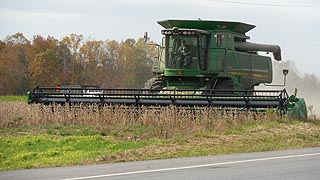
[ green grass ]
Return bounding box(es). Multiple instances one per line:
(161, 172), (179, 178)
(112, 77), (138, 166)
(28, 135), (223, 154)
(0, 134), (153, 171)
(1, 119), (320, 171)
(0, 96), (26, 102)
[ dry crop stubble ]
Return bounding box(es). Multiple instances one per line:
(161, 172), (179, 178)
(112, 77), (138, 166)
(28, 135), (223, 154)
(1, 102), (285, 138)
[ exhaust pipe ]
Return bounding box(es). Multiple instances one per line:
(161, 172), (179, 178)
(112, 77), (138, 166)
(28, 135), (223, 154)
(234, 42), (282, 61)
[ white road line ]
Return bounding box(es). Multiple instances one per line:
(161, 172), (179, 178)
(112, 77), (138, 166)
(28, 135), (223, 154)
(59, 152), (320, 180)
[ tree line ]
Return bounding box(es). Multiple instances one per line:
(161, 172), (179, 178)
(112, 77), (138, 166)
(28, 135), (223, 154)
(0, 33), (157, 95)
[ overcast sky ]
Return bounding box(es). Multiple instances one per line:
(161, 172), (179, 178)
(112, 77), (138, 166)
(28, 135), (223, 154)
(1, 0), (320, 77)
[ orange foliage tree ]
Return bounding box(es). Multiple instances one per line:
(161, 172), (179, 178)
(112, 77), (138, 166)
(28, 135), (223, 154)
(0, 33), (156, 95)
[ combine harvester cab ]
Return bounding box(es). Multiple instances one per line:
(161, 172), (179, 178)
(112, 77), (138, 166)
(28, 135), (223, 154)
(27, 19), (307, 119)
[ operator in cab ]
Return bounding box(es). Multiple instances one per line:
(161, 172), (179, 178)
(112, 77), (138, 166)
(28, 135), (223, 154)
(177, 39), (192, 68)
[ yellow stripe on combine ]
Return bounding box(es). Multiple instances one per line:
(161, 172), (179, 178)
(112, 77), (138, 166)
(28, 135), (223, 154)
(228, 71), (270, 79)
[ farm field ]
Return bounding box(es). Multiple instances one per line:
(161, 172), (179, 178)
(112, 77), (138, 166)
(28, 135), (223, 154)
(0, 99), (320, 171)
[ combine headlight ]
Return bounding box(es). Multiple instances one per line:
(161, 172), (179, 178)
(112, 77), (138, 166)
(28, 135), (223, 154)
(162, 30), (173, 35)
(162, 30), (198, 35)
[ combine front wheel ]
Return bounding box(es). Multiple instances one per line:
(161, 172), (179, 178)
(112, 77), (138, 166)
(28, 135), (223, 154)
(143, 78), (164, 90)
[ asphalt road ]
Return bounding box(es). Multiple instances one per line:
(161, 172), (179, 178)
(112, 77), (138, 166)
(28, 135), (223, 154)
(1, 147), (320, 180)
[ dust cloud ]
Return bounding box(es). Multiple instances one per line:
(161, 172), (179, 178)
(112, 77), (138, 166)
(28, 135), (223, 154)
(257, 60), (320, 117)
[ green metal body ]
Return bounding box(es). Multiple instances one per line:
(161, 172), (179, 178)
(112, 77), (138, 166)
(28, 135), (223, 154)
(149, 19), (307, 119)
(153, 19), (280, 91)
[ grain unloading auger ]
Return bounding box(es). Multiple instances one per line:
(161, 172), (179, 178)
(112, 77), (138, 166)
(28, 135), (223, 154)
(27, 19), (308, 119)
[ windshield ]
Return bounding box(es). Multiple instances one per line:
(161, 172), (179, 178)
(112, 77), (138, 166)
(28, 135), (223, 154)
(165, 34), (208, 70)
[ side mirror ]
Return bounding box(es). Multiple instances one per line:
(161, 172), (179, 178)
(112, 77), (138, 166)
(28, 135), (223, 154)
(264, 68), (289, 87)
(143, 32), (149, 42)
(283, 69), (289, 76)
(282, 69), (289, 86)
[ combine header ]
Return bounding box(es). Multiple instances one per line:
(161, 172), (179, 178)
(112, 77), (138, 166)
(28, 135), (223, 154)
(27, 19), (307, 119)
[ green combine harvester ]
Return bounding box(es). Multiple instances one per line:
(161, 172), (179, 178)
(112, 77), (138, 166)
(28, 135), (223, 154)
(27, 19), (307, 119)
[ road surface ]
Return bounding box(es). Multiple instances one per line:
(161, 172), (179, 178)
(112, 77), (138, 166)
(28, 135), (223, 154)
(1, 147), (320, 180)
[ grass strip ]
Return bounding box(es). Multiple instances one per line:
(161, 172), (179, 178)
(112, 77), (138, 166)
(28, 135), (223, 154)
(0, 135), (153, 171)
(0, 96), (26, 102)
(1, 120), (320, 171)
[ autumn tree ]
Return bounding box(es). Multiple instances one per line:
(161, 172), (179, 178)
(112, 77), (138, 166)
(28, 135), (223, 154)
(0, 33), (157, 94)
(29, 50), (62, 86)
(119, 38), (137, 87)
(116, 38), (155, 88)
(78, 40), (107, 86)
(134, 38), (157, 87)
(29, 36), (63, 87)
(0, 33), (31, 95)
(104, 40), (122, 87)
(61, 34), (84, 85)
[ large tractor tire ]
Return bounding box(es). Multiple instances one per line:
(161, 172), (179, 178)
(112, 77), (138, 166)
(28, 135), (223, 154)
(143, 78), (164, 90)
(213, 78), (233, 94)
